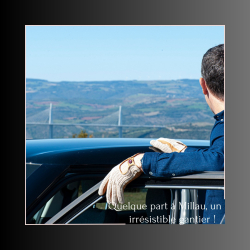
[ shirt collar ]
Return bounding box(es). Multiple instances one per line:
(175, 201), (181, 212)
(214, 110), (224, 121)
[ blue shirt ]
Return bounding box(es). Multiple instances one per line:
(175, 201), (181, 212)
(142, 110), (225, 224)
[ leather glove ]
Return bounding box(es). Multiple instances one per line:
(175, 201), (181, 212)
(98, 153), (143, 205)
(150, 138), (187, 153)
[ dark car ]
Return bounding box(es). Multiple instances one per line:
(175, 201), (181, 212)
(26, 138), (224, 224)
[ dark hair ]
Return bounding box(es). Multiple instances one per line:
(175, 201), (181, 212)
(201, 44), (224, 100)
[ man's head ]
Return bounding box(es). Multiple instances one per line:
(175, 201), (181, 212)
(201, 44), (224, 100)
(200, 44), (224, 114)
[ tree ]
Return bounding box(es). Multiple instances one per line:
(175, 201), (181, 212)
(72, 130), (93, 138)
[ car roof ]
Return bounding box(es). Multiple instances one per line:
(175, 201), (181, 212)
(26, 138), (209, 165)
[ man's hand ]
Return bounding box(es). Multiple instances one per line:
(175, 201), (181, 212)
(98, 153), (144, 205)
(150, 138), (187, 153)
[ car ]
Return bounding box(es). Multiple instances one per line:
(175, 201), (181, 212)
(26, 138), (224, 224)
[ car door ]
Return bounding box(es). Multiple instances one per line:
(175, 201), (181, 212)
(41, 171), (224, 224)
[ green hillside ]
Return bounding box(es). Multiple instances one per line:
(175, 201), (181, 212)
(26, 78), (214, 139)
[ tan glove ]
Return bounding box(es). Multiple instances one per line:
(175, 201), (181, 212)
(98, 153), (144, 205)
(150, 138), (187, 153)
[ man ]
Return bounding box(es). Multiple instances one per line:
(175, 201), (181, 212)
(98, 44), (225, 224)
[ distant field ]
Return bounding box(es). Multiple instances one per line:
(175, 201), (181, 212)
(26, 78), (214, 140)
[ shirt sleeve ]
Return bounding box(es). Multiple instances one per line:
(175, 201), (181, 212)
(142, 136), (224, 177)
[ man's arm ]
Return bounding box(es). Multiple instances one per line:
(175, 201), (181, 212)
(142, 136), (224, 177)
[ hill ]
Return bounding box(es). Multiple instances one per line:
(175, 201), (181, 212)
(26, 78), (214, 139)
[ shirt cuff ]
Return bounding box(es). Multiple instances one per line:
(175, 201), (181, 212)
(141, 152), (159, 176)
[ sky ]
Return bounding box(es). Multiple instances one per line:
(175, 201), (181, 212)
(26, 26), (224, 82)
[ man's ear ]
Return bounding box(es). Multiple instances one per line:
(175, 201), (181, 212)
(199, 77), (208, 95)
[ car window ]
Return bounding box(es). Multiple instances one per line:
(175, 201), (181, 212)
(29, 172), (223, 224)
(69, 187), (147, 224)
(68, 187), (207, 224)
(28, 178), (99, 224)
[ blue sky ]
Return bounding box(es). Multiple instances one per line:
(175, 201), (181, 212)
(26, 26), (224, 82)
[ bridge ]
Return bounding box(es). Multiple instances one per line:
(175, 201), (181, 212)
(26, 103), (170, 138)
